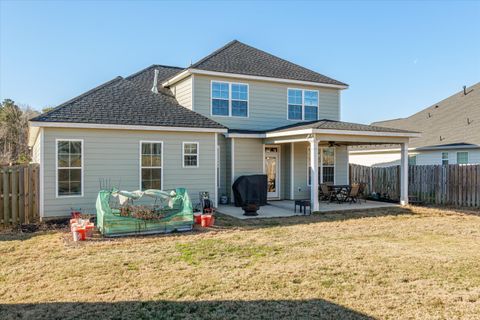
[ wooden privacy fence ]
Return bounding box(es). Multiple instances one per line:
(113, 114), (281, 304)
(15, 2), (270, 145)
(350, 164), (480, 207)
(0, 164), (40, 227)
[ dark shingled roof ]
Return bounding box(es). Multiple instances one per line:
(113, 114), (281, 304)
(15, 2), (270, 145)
(30, 76), (225, 129)
(190, 40), (348, 87)
(268, 119), (418, 134)
(126, 64), (184, 96)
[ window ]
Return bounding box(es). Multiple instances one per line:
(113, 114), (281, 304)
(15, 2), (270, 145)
(183, 142), (199, 168)
(288, 89), (303, 120)
(322, 148), (335, 184)
(56, 139), (83, 197)
(307, 146), (335, 185)
(288, 89), (319, 120)
(442, 152), (449, 165)
(408, 155), (417, 166)
(140, 141), (162, 190)
(211, 81), (248, 117)
(457, 152), (468, 165)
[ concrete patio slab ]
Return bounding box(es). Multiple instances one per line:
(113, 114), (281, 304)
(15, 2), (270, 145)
(217, 200), (399, 219)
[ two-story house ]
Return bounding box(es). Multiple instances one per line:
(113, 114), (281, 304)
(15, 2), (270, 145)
(29, 40), (419, 219)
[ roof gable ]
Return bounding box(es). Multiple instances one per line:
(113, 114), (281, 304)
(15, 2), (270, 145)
(189, 40), (347, 86)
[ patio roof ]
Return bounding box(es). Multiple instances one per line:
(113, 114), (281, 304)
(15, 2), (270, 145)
(226, 119), (420, 139)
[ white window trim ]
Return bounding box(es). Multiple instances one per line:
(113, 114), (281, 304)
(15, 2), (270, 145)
(307, 146), (335, 186)
(55, 138), (84, 198)
(182, 141), (200, 168)
(139, 141), (164, 190)
(456, 151), (469, 165)
(210, 80), (249, 118)
(287, 88), (319, 121)
(441, 152), (449, 165)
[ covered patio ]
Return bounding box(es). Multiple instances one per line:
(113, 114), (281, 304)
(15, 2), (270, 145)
(218, 200), (399, 219)
(225, 119), (420, 212)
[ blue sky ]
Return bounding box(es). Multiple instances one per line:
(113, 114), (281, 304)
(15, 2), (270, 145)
(1, 0), (479, 124)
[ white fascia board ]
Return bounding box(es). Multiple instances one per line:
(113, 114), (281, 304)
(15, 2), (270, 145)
(265, 129), (314, 138)
(314, 129), (421, 138)
(224, 133), (266, 138)
(29, 121), (228, 133)
(163, 68), (349, 90)
(162, 69), (191, 87)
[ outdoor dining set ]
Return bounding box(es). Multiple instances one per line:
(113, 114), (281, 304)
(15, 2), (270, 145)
(294, 183), (366, 215)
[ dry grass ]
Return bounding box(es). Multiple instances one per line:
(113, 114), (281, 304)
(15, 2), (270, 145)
(1, 206), (480, 319)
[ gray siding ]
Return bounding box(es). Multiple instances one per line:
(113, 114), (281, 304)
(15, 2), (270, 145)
(281, 144), (291, 199)
(335, 146), (349, 184)
(42, 128), (216, 218)
(233, 138), (264, 180)
(194, 75), (340, 131)
(171, 76), (192, 109)
(293, 142), (310, 199)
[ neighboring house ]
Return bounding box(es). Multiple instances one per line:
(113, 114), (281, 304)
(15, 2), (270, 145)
(29, 40), (419, 218)
(349, 82), (480, 167)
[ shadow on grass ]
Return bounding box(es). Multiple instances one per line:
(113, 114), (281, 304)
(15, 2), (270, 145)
(214, 206), (416, 230)
(0, 299), (375, 320)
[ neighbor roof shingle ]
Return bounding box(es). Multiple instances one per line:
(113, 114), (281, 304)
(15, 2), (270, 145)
(30, 76), (225, 129)
(189, 40), (348, 86)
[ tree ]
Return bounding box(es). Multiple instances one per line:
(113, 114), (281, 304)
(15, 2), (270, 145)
(0, 99), (40, 165)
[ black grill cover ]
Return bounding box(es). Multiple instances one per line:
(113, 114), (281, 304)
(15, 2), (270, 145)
(232, 174), (268, 207)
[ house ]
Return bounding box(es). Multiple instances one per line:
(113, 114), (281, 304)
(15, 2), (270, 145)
(28, 40), (419, 219)
(349, 82), (480, 167)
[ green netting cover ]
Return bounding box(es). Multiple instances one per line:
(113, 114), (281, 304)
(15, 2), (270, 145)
(96, 187), (193, 237)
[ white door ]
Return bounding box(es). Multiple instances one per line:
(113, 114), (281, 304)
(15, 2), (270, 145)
(265, 148), (280, 198)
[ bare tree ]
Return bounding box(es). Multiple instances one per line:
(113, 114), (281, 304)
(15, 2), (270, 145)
(0, 99), (40, 165)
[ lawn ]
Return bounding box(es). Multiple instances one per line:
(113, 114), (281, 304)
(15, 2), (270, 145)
(1, 206), (480, 319)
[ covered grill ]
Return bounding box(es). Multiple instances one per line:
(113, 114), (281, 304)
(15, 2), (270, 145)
(232, 174), (268, 209)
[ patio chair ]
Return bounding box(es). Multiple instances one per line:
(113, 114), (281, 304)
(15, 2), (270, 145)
(320, 183), (337, 203)
(344, 183), (360, 204)
(358, 182), (367, 203)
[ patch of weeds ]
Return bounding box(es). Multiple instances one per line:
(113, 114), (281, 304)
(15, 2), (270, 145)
(124, 262), (139, 271)
(175, 239), (281, 266)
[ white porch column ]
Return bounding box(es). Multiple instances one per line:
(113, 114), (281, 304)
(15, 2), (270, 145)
(400, 142), (409, 205)
(310, 138), (319, 211)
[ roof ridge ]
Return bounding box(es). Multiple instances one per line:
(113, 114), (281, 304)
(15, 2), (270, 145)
(31, 76), (124, 121)
(190, 40), (239, 69)
(125, 64), (184, 80)
(233, 41), (344, 84)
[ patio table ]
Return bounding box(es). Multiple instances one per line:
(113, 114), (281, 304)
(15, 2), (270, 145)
(328, 185), (351, 203)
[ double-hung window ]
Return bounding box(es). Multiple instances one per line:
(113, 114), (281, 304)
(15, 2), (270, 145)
(288, 89), (319, 120)
(183, 142), (199, 168)
(57, 139), (83, 197)
(441, 152), (449, 165)
(211, 81), (248, 117)
(307, 146), (335, 185)
(457, 152), (468, 165)
(140, 141), (162, 190)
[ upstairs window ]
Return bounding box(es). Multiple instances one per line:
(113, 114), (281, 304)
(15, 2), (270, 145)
(57, 139), (83, 197)
(457, 152), (468, 165)
(441, 152), (449, 166)
(288, 89), (319, 120)
(140, 141), (162, 190)
(211, 81), (248, 117)
(183, 142), (199, 167)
